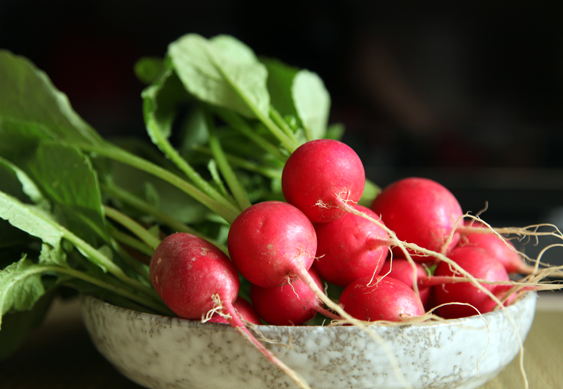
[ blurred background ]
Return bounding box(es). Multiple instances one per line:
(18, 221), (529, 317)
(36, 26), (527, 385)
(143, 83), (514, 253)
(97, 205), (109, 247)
(2, 0), (563, 264)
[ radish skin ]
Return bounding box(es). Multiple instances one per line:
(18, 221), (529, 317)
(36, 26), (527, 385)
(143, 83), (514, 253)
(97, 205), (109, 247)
(457, 223), (536, 274)
(431, 246), (512, 319)
(149, 233), (239, 318)
(282, 139), (365, 223)
(371, 177), (463, 263)
(380, 259), (431, 309)
(228, 201), (317, 288)
(339, 276), (425, 322)
(250, 268), (328, 325)
(313, 205), (389, 287)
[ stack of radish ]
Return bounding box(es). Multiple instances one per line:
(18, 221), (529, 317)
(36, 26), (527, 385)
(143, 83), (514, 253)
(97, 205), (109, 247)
(148, 138), (535, 389)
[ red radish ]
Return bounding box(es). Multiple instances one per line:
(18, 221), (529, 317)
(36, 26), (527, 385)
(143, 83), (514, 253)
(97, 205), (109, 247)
(313, 205), (389, 287)
(250, 268), (327, 325)
(339, 276), (425, 322)
(457, 223), (535, 274)
(150, 232), (239, 319)
(150, 232), (312, 389)
(227, 200), (372, 331)
(380, 259), (431, 309)
(371, 177), (463, 263)
(282, 139), (365, 223)
(208, 298), (262, 325)
(227, 201), (317, 288)
(429, 246), (514, 319)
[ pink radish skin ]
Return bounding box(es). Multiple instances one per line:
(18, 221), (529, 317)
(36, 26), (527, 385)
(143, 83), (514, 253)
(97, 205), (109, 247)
(227, 201), (317, 288)
(150, 233), (312, 389)
(380, 259), (431, 309)
(430, 246), (514, 319)
(313, 205), (389, 287)
(209, 298), (262, 325)
(457, 225), (534, 274)
(339, 276), (425, 322)
(150, 232), (239, 319)
(371, 177), (463, 263)
(228, 200), (354, 330)
(250, 268), (325, 325)
(282, 139), (365, 223)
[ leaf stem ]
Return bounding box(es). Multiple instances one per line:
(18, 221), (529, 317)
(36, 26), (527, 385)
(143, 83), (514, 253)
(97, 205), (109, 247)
(194, 146), (282, 180)
(46, 266), (168, 314)
(269, 107), (300, 145)
(256, 113), (298, 153)
(215, 110), (288, 162)
(103, 205), (161, 251)
(146, 118), (237, 210)
(209, 59), (298, 153)
(60, 226), (159, 301)
(79, 142), (240, 224)
(101, 183), (228, 253)
(110, 227), (154, 257)
(206, 114), (252, 210)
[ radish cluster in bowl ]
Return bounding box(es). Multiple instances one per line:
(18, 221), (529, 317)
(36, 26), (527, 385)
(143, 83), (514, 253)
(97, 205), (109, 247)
(81, 291), (536, 389)
(133, 139), (542, 389)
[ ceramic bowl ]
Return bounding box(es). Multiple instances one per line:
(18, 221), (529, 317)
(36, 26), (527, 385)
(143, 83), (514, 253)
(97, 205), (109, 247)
(81, 292), (536, 389)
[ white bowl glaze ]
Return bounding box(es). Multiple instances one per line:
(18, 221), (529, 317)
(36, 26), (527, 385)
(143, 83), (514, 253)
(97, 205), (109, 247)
(81, 292), (536, 389)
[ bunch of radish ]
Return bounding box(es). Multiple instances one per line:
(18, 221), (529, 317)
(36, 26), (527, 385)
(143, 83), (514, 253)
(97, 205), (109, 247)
(148, 138), (543, 389)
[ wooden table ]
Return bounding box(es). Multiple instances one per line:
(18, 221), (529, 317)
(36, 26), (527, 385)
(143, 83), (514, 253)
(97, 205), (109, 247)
(1, 292), (561, 388)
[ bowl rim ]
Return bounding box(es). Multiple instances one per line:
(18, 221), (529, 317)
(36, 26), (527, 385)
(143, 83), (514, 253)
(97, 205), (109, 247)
(81, 290), (537, 333)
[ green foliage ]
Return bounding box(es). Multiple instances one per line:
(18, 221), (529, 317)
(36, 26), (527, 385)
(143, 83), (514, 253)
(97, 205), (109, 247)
(0, 32), (359, 356)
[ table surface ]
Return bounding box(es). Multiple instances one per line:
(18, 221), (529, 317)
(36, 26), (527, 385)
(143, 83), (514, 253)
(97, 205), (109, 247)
(0, 292), (561, 389)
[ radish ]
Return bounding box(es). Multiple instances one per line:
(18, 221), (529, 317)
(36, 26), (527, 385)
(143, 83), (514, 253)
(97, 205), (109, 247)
(281, 139), (365, 223)
(250, 268), (339, 325)
(227, 201), (392, 331)
(150, 232), (312, 389)
(457, 221), (535, 274)
(227, 201), (317, 288)
(380, 259), (431, 309)
(339, 276), (425, 322)
(228, 200), (415, 387)
(313, 204), (389, 287)
(208, 297), (262, 325)
(150, 232), (240, 319)
(371, 177), (463, 263)
(428, 245), (514, 319)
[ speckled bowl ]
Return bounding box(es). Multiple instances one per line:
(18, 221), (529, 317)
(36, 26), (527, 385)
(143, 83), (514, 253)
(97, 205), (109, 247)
(81, 292), (536, 389)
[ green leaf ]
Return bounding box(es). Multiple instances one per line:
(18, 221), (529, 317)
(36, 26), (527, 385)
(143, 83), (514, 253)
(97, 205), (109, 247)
(0, 287), (56, 360)
(23, 141), (108, 246)
(292, 70), (331, 141)
(0, 50), (102, 145)
(0, 191), (64, 251)
(0, 190), (117, 277)
(0, 117), (56, 161)
(0, 257), (49, 320)
(168, 34), (270, 119)
(141, 63), (239, 216)
(325, 122), (345, 141)
(0, 156), (48, 209)
(134, 56), (165, 85)
(358, 179), (381, 207)
(178, 107), (209, 158)
(262, 58), (299, 119)
(142, 65), (188, 141)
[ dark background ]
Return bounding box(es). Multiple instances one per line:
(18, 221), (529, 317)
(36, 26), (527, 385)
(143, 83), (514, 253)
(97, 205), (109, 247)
(2, 0), (563, 263)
